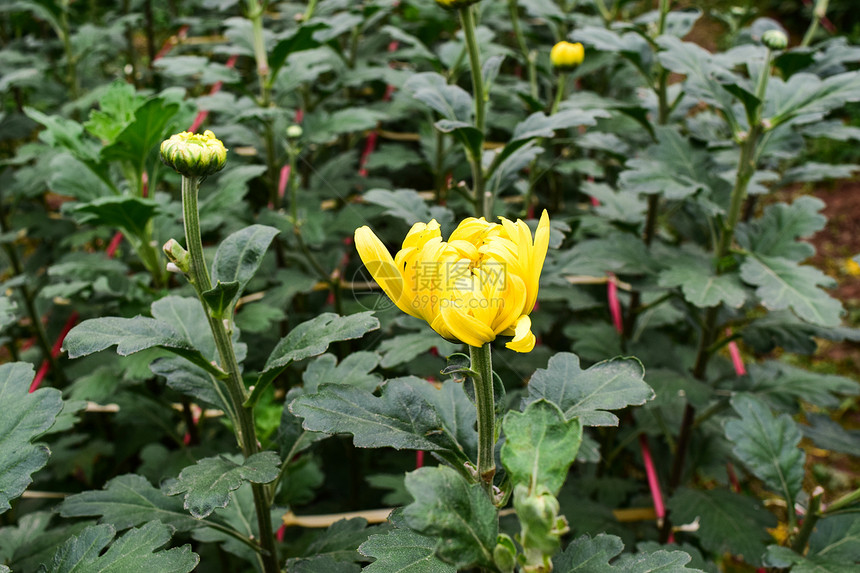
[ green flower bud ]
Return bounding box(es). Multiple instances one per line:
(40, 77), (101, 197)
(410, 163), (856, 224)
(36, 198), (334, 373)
(163, 239), (190, 274)
(762, 29), (788, 51)
(160, 130), (227, 178)
(550, 41), (585, 72)
(493, 534), (517, 573)
(286, 124), (303, 139)
(435, 0), (481, 9)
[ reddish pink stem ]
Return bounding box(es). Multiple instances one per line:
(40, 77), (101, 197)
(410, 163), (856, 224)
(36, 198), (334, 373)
(607, 273), (623, 334)
(726, 329), (746, 376)
(30, 311), (79, 392)
(639, 434), (673, 543)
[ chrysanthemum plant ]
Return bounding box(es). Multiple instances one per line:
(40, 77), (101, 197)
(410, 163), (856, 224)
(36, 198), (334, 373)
(3, 1), (860, 572)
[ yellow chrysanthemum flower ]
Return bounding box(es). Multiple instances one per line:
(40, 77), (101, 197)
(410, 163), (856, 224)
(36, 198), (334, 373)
(355, 211), (550, 352)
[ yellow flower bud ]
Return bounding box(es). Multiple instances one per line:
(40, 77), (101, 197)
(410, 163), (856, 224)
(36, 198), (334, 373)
(160, 130), (227, 178)
(354, 211), (550, 352)
(550, 41), (584, 72)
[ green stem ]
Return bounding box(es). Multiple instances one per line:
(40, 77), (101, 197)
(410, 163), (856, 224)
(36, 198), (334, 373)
(825, 486), (860, 514)
(792, 488), (823, 553)
(551, 73), (567, 115)
(246, 0), (271, 106)
(801, 0), (829, 47)
(469, 344), (496, 493)
(459, 5), (490, 218)
(508, 0), (538, 101)
(304, 0), (319, 21)
(0, 210), (66, 385)
(181, 176), (279, 573)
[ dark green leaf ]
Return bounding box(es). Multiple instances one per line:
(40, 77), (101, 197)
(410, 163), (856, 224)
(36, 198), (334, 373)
(269, 23), (326, 81)
(150, 357), (231, 413)
(265, 312), (380, 372)
(524, 353), (653, 426)
(667, 488), (775, 566)
(72, 196), (161, 241)
(658, 250), (746, 309)
(764, 546), (855, 573)
(736, 197), (827, 261)
(434, 119), (483, 159)
(403, 466), (498, 569)
(359, 526), (457, 573)
(290, 378), (476, 466)
(201, 281), (240, 318)
(251, 312), (379, 407)
(303, 352), (382, 393)
(725, 394), (805, 507)
(802, 414), (860, 457)
(405, 73), (473, 123)
(561, 233), (657, 276)
(162, 452), (280, 519)
(278, 388), (329, 460)
(46, 521), (198, 573)
(619, 127), (712, 200)
(211, 224), (280, 302)
(501, 400), (582, 495)
(377, 332), (460, 369)
(0, 362), (64, 512)
(100, 97), (181, 168)
(740, 255), (842, 327)
(769, 71), (860, 127)
(58, 474), (208, 532)
(363, 189), (433, 227)
(809, 514), (860, 562)
(742, 361), (859, 412)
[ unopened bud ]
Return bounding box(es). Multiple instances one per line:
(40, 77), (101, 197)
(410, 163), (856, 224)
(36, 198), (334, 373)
(160, 130), (227, 178)
(163, 239), (190, 273)
(762, 29), (788, 51)
(493, 534), (517, 573)
(286, 125), (303, 139)
(551, 41), (585, 72)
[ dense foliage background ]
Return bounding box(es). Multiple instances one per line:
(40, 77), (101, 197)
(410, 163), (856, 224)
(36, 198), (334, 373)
(1, 0), (859, 571)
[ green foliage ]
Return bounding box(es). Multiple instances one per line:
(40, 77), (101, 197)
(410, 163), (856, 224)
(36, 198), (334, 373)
(0, 363), (64, 512)
(403, 466), (499, 569)
(162, 452), (281, 519)
(45, 521), (198, 573)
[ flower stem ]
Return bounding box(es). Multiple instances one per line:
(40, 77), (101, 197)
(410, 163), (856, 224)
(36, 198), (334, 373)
(181, 176), (279, 573)
(469, 343), (496, 493)
(459, 5), (490, 218)
(508, 0), (538, 101)
(550, 73), (567, 115)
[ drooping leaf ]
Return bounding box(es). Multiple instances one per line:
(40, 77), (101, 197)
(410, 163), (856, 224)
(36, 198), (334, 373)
(210, 224), (280, 303)
(290, 378), (476, 467)
(501, 400), (583, 495)
(296, 517), (386, 564)
(763, 546), (856, 573)
(667, 488), (775, 566)
(403, 466), (498, 569)
(524, 353), (653, 426)
(724, 394), (805, 508)
(150, 357), (231, 417)
(359, 526), (457, 573)
(303, 352), (382, 393)
(561, 233), (657, 277)
(0, 362), (64, 512)
(46, 521), (198, 573)
(162, 452), (281, 519)
(740, 255), (843, 327)
(768, 71), (860, 127)
(278, 387), (329, 460)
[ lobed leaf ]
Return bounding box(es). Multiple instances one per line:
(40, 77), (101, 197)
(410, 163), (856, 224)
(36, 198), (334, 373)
(0, 362), (64, 512)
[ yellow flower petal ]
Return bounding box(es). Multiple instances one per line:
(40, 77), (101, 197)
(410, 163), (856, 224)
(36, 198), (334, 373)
(505, 315), (536, 353)
(354, 226), (418, 318)
(440, 297), (497, 347)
